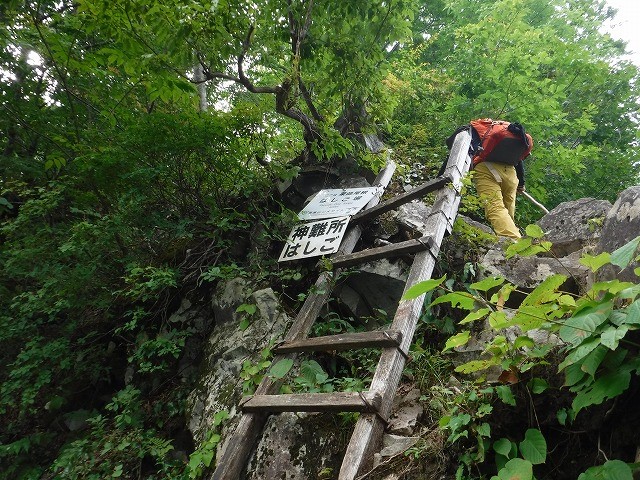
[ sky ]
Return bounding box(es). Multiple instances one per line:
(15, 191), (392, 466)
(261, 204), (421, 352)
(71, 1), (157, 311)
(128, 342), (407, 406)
(604, 0), (640, 66)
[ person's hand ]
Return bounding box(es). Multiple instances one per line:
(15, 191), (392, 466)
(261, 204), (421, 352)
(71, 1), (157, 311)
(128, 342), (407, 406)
(517, 185), (525, 194)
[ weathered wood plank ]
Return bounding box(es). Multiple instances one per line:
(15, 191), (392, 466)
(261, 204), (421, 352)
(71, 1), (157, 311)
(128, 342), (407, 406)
(212, 157), (397, 480)
(273, 330), (402, 354)
(349, 175), (451, 226)
(338, 130), (472, 480)
(240, 391), (382, 413)
(330, 236), (434, 269)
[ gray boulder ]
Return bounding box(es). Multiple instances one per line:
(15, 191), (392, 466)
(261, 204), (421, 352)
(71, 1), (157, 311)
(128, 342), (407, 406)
(387, 388), (423, 436)
(336, 259), (408, 323)
(246, 412), (345, 480)
(480, 243), (591, 294)
(596, 186), (640, 282)
(396, 200), (432, 236)
(537, 197), (612, 257)
(170, 298), (213, 380)
(457, 214), (494, 235)
(188, 281), (350, 479)
(278, 159), (374, 212)
(187, 280), (290, 446)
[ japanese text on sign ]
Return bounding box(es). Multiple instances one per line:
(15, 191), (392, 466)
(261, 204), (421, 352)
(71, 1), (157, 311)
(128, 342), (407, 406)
(297, 187), (380, 220)
(278, 216), (350, 262)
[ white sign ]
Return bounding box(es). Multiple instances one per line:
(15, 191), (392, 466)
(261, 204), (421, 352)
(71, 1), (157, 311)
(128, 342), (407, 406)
(278, 216), (350, 262)
(298, 187), (380, 220)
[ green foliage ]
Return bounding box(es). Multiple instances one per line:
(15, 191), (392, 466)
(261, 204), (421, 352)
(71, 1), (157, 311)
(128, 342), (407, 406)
(50, 387), (182, 479)
(268, 359), (294, 380)
(120, 265), (178, 302)
(240, 348), (273, 395)
(293, 360), (335, 393)
(389, 0), (640, 216)
(236, 303), (257, 331)
(412, 230), (640, 478)
(491, 458), (533, 480)
(518, 428), (547, 465)
(186, 410), (229, 479)
(578, 460), (634, 480)
(312, 312), (357, 337)
(402, 275), (447, 300)
(434, 383), (521, 469)
(1, 337), (72, 417)
(200, 264), (249, 283)
(128, 330), (189, 374)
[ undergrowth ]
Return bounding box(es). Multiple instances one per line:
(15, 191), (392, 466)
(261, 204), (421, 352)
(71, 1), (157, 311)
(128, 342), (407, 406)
(402, 226), (640, 480)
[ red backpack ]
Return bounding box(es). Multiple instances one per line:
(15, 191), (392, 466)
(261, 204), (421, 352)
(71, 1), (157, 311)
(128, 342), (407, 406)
(469, 119), (533, 166)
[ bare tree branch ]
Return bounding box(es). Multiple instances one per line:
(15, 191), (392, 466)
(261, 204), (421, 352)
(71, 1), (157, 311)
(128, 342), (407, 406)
(194, 11), (321, 143)
(298, 78), (324, 122)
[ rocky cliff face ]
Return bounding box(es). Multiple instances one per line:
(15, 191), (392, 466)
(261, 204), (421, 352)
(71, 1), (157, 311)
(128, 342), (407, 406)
(181, 185), (640, 479)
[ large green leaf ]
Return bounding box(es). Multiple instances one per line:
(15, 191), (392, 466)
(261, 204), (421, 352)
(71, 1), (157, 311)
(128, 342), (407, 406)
(563, 362), (588, 388)
(521, 274), (567, 307)
(460, 308), (491, 325)
(577, 460), (633, 480)
(505, 237), (552, 259)
(493, 438), (514, 457)
(610, 236), (640, 269)
(454, 359), (497, 374)
(579, 344), (609, 378)
(443, 331), (471, 352)
(470, 276), (505, 292)
(491, 458), (533, 480)
(299, 360), (328, 385)
(572, 369), (631, 414)
(268, 359), (294, 379)
(519, 429), (546, 465)
(529, 377), (549, 394)
(402, 275), (446, 300)
(495, 385), (516, 406)
(625, 300), (640, 325)
(525, 224), (544, 239)
(619, 284), (640, 300)
(559, 302), (613, 346)
(580, 252), (611, 272)
(558, 337), (601, 371)
(589, 280), (635, 296)
(600, 325), (629, 350)
(488, 311), (510, 329)
(511, 305), (548, 332)
(431, 292), (476, 310)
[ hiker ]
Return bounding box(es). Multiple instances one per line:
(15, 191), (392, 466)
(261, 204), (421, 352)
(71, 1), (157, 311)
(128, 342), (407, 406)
(448, 119), (533, 239)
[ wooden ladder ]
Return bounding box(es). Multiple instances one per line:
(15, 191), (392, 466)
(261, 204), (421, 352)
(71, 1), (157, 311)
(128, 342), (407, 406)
(212, 130), (472, 480)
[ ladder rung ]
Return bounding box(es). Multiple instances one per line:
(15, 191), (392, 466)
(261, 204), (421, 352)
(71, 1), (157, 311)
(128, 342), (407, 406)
(240, 391), (382, 413)
(273, 330), (402, 354)
(349, 175), (451, 225)
(330, 236), (434, 269)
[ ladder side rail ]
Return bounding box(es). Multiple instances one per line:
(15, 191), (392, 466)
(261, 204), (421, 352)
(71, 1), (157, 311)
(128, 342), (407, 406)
(339, 131), (472, 480)
(212, 157), (396, 480)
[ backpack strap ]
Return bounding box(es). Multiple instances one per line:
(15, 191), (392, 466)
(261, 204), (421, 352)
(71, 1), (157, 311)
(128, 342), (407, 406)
(484, 162), (503, 183)
(507, 122), (530, 147)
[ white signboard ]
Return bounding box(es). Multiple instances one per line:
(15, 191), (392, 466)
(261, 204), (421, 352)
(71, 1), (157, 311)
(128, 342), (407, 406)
(278, 216), (350, 262)
(298, 187), (380, 220)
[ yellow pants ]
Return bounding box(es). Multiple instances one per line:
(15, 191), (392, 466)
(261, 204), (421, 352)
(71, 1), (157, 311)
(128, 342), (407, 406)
(473, 162), (521, 239)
